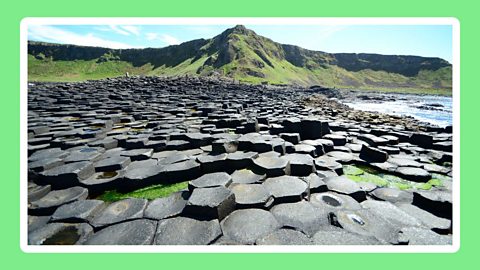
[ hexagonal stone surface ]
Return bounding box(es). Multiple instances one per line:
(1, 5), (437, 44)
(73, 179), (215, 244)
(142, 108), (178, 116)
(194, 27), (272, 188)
(294, 144), (317, 157)
(332, 209), (401, 244)
(63, 147), (104, 163)
(124, 165), (163, 189)
(270, 201), (329, 236)
(252, 156), (290, 177)
(144, 191), (189, 220)
(29, 223), (93, 245)
(399, 227), (452, 245)
(85, 219), (157, 245)
(40, 161), (95, 189)
(395, 167), (431, 182)
(256, 229), (312, 245)
(396, 203), (451, 231)
(315, 156), (343, 174)
(231, 184), (273, 209)
(28, 215), (50, 233)
(154, 217), (221, 245)
(262, 176), (309, 203)
(231, 169), (266, 184)
(94, 156), (131, 172)
(323, 134), (347, 146)
(29, 186), (88, 215)
(184, 186), (235, 220)
(161, 159), (201, 182)
(310, 192), (362, 211)
(388, 157), (423, 167)
(305, 173), (327, 193)
(221, 209), (281, 244)
(51, 199), (105, 222)
(283, 154), (316, 176)
(324, 176), (366, 201)
(370, 188), (414, 204)
(188, 172), (232, 191)
(80, 171), (124, 194)
(326, 151), (354, 164)
(196, 153), (227, 173)
(28, 182), (51, 202)
(359, 145), (389, 163)
(28, 158), (64, 172)
(312, 226), (381, 245)
(226, 151), (258, 170)
(121, 148), (154, 161)
(89, 198), (148, 228)
(29, 147), (68, 162)
(361, 200), (422, 227)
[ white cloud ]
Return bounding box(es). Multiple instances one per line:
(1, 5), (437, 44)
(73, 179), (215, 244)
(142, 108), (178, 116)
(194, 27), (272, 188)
(108, 25), (131, 36)
(145, 33), (180, 45)
(28, 25), (139, 49)
(121, 25), (140, 36)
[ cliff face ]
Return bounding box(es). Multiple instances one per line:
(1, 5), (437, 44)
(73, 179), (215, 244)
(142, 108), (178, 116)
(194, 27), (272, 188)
(28, 25), (452, 90)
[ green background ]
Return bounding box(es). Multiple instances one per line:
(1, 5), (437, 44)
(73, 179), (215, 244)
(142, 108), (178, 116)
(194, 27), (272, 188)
(2, 0), (477, 269)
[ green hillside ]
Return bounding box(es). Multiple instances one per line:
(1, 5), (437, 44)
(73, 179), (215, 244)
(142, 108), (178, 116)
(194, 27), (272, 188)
(28, 25), (452, 95)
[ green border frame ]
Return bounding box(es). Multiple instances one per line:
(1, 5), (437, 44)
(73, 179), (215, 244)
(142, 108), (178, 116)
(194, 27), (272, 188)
(4, 0), (477, 268)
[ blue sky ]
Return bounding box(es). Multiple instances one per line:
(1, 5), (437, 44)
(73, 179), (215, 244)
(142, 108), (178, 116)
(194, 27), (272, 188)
(28, 24), (452, 62)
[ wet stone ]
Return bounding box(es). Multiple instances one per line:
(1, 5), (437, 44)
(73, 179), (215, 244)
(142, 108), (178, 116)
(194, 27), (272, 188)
(29, 187), (89, 216)
(89, 198), (148, 228)
(231, 184), (273, 209)
(154, 217), (221, 245)
(231, 169), (266, 184)
(144, 191), (189, 220)
(262, 176), (309, 203)
(63, 147), (105, 163)
(51, 199), (105, 223)
(220, 209), (281, 245)
(29, 222), (93, 245)
(184, 186), (235, 221)
(188, 172), (232, 190)
(270, 201), (328, 236)
(85, 219), (157, 245)
(256, 229), (312, 245)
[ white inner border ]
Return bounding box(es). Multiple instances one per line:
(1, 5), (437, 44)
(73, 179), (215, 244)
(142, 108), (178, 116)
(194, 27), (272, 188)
(20, 17), (460, 253)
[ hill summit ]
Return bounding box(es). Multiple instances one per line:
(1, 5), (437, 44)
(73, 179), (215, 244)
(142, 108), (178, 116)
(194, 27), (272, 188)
(28, 25), (452, 92)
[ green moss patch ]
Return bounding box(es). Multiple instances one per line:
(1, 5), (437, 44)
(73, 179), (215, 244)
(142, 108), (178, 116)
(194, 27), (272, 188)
(97, 181), (188, 202)
(343, 165), (444, 190)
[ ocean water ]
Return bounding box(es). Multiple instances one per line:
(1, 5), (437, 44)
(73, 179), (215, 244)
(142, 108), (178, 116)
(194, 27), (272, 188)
(344, 94), (453, 127)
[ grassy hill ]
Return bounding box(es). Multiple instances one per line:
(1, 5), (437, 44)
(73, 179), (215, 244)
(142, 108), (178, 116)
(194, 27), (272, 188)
(28, 25), (452, 95)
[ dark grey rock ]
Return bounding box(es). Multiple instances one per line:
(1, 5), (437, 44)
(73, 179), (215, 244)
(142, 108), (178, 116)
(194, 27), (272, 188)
(312, 226), (381, 245)
(154, 217), (221, 245)
(28, 182), (51, 202)
(184, 186), (235, 220)
(396, 203), (451, 232)
(144, 191), (189, 220)
(370, 188), (414, 204)
(324, 176), (366, 201)
(188, 172), (232, 190)
(359, 145), (389, 163)
(252, 156), (290, 177)
(262, 175), (309, 203)
(399, 227), (452, 245)
(29, 222), (93, 245)
(231, 184), (273, 209)
(90, 198), (148, 228)
(28, 215), (51, 233)
(361, 200), (422, 227)
(85, 219), (157, 245)
(94, 156), (131, 172)
(270, 201), (328, 236)
(40, 161), (94, 189)
(51, 199), (105, 222)
(283, 154), (316, 176)
(256, 229), (313, 245)
(29, 187), (89, 215)
(395, 167), (431, 182)
(231, 169), (266, 184)
(220, 209), (281, 244)
(310, 191), (362, 211)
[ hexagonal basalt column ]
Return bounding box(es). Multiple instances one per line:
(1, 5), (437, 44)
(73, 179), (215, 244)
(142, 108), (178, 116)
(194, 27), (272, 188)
(85, 219), (157, 245)
(188, 172), (232, 191)
(230, 184), (273, 209)
(29, 186), (89, 215)
(89, 198), (148, 229)
(262, 175), (309, 204)
(40, 161), (95, 189)
(154, 217), (221, 245)
(183, 186), (235, 221)
(283, 154), (316, 176)
(252, 156), (290, 177)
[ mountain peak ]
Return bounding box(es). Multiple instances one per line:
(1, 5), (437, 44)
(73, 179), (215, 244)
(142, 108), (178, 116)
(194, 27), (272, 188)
(227, 24), (250, 35)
